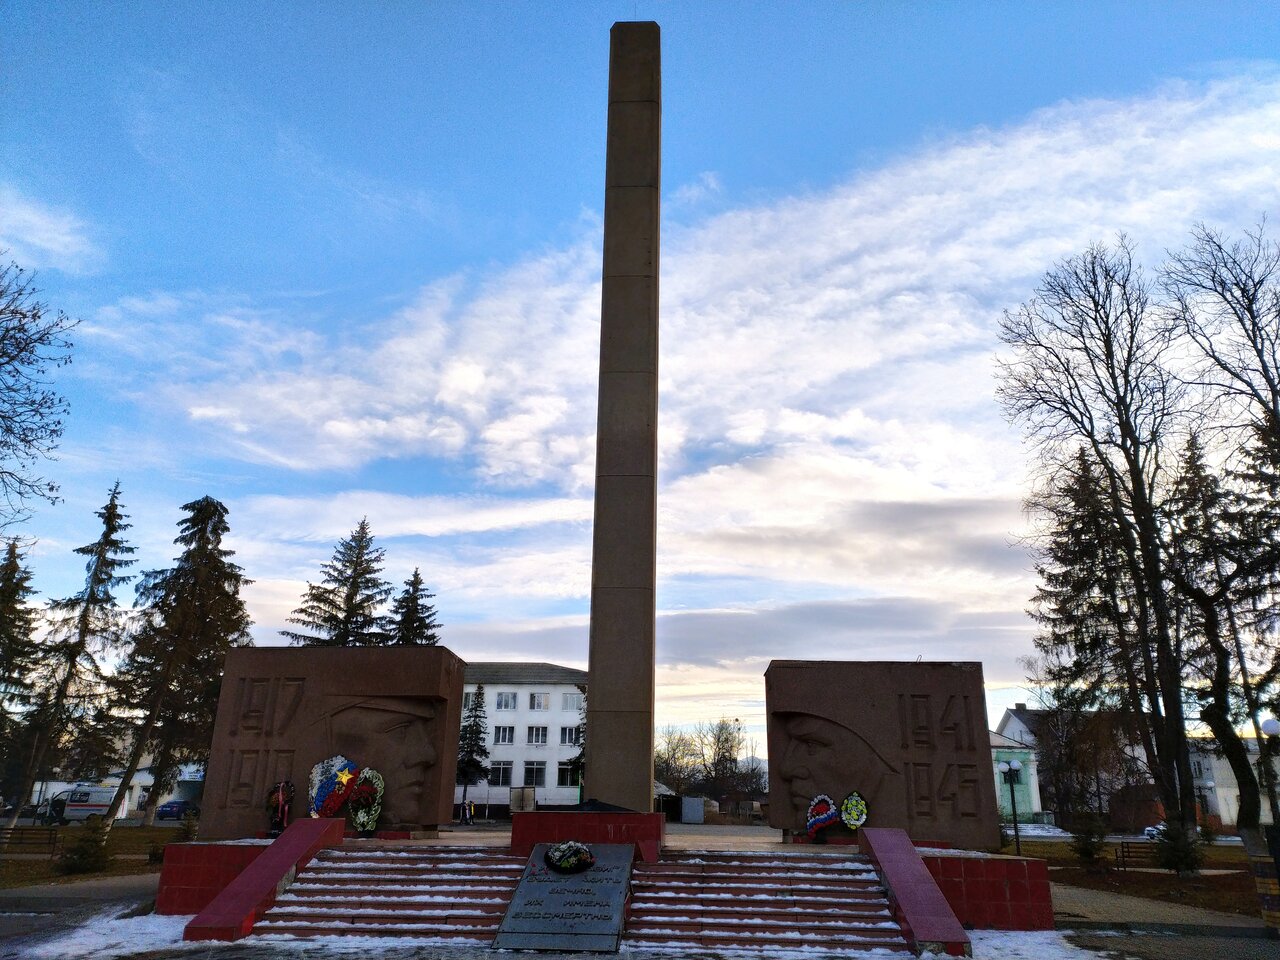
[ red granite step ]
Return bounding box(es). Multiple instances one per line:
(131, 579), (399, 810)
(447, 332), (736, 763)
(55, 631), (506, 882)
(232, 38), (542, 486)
(251, 846), (521, 942)
(624, 848), (907, 955)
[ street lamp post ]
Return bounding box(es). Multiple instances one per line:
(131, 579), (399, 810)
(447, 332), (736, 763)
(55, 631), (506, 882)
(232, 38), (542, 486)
(1262, 718), (1280, 826)
(998, 759), (1023, 856)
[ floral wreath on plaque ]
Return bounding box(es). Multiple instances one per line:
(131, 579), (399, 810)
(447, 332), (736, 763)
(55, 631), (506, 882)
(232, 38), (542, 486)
(265, 780), (294, 835)
(308, 754), (385, 835)
(544, 840), (595, 874)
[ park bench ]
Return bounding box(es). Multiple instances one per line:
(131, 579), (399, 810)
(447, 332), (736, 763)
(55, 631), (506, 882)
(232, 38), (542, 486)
(1114, 840), (1158, 871)
(0, 826), (61, 857)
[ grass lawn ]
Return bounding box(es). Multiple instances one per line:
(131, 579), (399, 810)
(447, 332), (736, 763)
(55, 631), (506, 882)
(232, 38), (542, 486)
(0, 857), (160, 890)
(1007, 838), (1259, 917)
(0, 824), (182, 890)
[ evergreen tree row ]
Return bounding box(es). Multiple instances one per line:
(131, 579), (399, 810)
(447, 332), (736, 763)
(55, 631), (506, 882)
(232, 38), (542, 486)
(281, 517), (442, 647)
(0, 486), (252, 830)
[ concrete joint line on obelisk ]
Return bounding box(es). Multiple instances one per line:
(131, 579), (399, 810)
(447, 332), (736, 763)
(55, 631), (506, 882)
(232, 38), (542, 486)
(585, 21), (660, 813)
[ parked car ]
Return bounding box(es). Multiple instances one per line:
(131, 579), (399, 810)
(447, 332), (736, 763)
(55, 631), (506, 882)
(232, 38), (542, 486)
(1143, 823), (1200, 840)
(157, 799), (200, 820)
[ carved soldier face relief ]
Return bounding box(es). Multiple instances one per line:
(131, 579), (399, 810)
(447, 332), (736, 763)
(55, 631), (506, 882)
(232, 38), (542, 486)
(774, 712), (899, 829)
(327, 698), (440, 827)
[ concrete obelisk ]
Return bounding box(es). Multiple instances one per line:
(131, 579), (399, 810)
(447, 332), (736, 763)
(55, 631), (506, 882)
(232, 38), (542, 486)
(584, 21), (660, 813)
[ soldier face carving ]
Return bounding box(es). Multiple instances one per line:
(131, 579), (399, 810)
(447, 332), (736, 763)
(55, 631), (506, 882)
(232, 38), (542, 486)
(329, 698), (439, 826)
(774, 712), (899, 830)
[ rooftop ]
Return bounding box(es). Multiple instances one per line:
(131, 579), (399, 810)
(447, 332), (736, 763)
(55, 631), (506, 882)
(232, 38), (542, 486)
(463, 661), (588, 686)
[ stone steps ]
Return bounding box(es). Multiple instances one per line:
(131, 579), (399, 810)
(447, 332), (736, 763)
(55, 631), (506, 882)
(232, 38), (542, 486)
(252, 845), (521, 942)
(623, 849), (911, 955)
(250, 844), (914, 953)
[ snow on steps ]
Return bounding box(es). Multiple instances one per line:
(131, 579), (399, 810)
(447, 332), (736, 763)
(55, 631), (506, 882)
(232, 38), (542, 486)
(251, 845), (524, 941)
(251, 844), (912, 954)
(625, 849), (913, 954)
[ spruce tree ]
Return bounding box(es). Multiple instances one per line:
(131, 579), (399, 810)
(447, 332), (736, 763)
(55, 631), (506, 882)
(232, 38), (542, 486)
(102, 496), (252, 829)
(0, 540), (36, 716)
(282, 518), (393, 646)
(5, 482), (135, 829)
(385, 568), (442, 645)
(456, 684), (490, 808)
(0, 540), (37, 800)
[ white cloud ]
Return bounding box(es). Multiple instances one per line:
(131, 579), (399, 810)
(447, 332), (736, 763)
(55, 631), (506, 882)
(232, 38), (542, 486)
(0, 185), (102, 272)
(63, 69), (1280, 728)
(670, 171), (723, 208)
(142, 72), (1280, 491)
(236, 490), (591, 541)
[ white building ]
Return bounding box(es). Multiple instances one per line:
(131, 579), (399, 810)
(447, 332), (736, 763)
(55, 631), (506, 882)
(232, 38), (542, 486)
(453, 662), (586, 817)
(1190, 738), (1280, 829)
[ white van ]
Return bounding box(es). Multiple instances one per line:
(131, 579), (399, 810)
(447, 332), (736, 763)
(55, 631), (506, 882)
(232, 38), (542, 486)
(47, 786), (118, 824)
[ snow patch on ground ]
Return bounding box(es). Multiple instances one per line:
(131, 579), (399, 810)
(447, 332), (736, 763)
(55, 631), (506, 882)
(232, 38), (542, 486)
(26, 911), (196, 960)
(971, 929), (1109, 958)
(17, 908), (1131, 960)
(1013, 823), (1071, 838)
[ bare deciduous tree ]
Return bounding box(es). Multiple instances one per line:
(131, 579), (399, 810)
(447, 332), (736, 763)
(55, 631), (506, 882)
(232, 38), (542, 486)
(998, 237), (1197, 833)
(0, 260), (77, 526)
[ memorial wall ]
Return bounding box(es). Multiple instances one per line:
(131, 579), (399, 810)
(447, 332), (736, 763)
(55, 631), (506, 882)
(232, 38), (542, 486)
(201, 646), (464, 839)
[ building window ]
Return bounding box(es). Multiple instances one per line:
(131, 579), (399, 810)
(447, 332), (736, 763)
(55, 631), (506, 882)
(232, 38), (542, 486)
(528, 726), (548, 745)
(489, 761), (512, 786)
(524, 762), (546, 787)
(494, 726), (514, 745)
(1193, 760), (1203, 777)
(558, 762), (581, 787)
(563, 692), (584, 712)
(495, 692), (517, 711)
(529, 693), (549, 711)
(462, 692), (475, 710)
(560, 726), (581, 746)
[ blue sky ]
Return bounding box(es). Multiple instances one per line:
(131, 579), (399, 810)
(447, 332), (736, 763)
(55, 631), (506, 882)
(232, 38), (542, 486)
(5, 2), (1280, 750)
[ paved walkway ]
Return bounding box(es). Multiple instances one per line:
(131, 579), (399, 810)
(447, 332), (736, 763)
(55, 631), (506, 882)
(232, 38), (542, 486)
(1053, 881), (1277, 960)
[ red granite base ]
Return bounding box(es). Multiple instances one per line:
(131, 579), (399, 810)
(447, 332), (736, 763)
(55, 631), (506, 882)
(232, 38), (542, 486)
(182, 818), (345, 941)
(510, 811), (665, 862)
(860, 828), (971, 956)
(156, 843), (269, 916)
(920, 851), (1053, 930)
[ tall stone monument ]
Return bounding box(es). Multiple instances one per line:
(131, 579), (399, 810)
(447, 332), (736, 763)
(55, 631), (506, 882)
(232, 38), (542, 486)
(584, 22), (661, 813)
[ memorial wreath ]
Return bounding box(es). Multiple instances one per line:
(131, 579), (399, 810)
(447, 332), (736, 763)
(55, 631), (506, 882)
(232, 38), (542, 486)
(308, 754), (385, 833)
(806, 794), (840, 838)
(544, 840), (595, 874)
(840, 791), (868, 830)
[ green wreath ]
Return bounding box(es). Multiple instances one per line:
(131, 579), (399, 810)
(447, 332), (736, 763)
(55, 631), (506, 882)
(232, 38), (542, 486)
(840, 791), (868, 830)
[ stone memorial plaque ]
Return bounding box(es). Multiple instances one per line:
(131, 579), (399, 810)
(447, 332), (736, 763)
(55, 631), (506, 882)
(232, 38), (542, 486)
(766, 660), (1001, 850)
(493, 844), (634, 952)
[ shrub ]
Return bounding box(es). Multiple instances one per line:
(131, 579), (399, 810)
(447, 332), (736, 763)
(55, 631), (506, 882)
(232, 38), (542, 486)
(1154, 824), (1204, 875)
(1198, 819), (1219, 845)
(55, 815), (111, 875)
(178, 811), (199, 843)
(1069, 814), (1109, 870)
(147, 841), (165, 865)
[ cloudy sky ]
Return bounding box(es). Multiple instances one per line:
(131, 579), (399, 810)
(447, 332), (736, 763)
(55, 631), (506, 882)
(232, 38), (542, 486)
(5, 2), (1280, 751)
